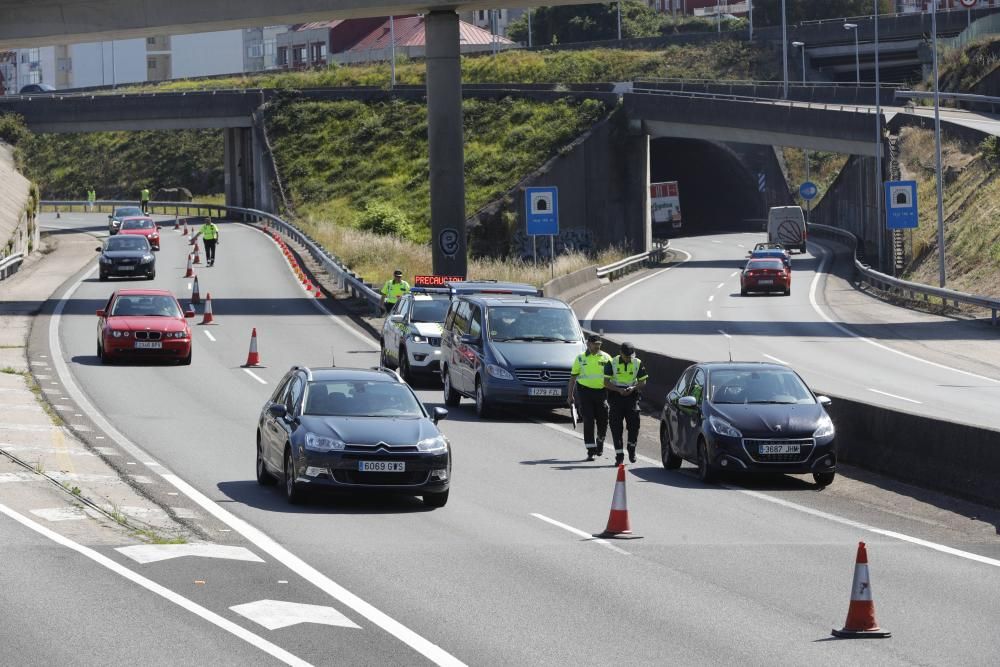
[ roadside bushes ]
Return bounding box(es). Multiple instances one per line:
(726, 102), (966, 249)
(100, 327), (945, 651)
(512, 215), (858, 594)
(357, 201), (413, 240)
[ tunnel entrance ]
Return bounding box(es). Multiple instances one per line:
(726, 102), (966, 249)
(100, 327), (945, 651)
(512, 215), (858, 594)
(650, 138), (764, 238)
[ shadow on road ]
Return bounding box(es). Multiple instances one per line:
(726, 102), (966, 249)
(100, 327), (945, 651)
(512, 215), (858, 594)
(217, 479), (437, 514)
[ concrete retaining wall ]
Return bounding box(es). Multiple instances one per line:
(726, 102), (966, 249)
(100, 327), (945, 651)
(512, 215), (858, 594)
(588, 332), (1000, 507)
(0, 143), (33, 271)
(542, 264), (600, 303)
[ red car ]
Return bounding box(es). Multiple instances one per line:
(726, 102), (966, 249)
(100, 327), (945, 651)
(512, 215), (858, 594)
(118, 216), (161, 250)
(96, 289), (194, 364)
(740, 258), (791, 296)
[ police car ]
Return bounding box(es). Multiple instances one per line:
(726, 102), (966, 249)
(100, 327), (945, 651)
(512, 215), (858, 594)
(380, 288), (452, 382)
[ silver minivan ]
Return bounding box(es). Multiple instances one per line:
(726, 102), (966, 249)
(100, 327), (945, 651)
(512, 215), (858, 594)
(767, 206), (807, 253)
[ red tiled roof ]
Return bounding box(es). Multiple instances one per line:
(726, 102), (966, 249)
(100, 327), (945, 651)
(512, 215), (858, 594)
(346, 16), (514, 51)
(293, 20), (346, 31)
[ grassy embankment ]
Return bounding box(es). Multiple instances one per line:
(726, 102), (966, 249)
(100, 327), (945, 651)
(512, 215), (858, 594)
(780, 148), (850, 210)
(22, 45), (779, 284)
(897, 127), (1000, 298)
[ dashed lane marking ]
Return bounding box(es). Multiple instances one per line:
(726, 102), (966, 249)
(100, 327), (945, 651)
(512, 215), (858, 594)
(243, 369), (268, 385)
(716, 282), (725, 289)
(867, 388), (922, 404)
(530, 513), (631, 556)
(762, 354), (788, 365)
(582, 250), (692, 330)
(203, 330), (216, 342)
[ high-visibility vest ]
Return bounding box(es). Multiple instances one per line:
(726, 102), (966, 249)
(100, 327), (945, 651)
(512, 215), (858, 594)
(572, 351), (612, 390)
(607, 355), (647, 387)
(141, 188), (150, 201)
(381, 279), (410, 304)
(200, 223), (219, 240)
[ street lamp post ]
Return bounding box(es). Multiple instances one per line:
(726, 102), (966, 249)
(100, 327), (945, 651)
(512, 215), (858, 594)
(781, 0), (788, 99)
(527, 9), (532, 48)
(874, 1), (884, 272)
(389, 16), (396, 88)
(932, 3), (946, 287)
(617, 1), (622, 41)
(844, 23), (859, 84)
(793, 40), (810, 222)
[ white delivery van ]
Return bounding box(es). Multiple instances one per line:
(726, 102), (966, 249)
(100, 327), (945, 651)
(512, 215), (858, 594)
(767, 206), (807, 253)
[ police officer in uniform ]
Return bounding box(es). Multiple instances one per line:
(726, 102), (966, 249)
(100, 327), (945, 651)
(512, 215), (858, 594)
(605, 342), (648, 465)
(380, 269), (410, 316)
(568, 334), (612, 461)
(197, 216), (220, 266)
(140, 186), (151, 214)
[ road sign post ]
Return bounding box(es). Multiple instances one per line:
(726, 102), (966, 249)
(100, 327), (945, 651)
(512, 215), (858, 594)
(525, 186), (558, 276)
(884, 181), (918, 230)
(799, 181), (818, 224)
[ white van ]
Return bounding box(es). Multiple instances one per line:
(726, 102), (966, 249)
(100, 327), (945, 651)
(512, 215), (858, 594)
(767, 206), (807, 253)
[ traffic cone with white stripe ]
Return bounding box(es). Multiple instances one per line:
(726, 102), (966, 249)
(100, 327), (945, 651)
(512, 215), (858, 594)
(183, 222), (189, 236)
(173, 216), (179, 231)
(190, 275), (201, 306)
(184, 253), (194, 278)
(598, 464), (633, 538)
(832, 542), (891, 638)
(243, 328), (261, 367)
(192, 243), (201, 265)
(200, 293), (215, 324)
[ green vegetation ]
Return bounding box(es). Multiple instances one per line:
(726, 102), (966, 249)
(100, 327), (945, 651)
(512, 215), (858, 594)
(936, 36), (1000, 94)
(267, 97), (610, 241)
(898, 127), (1000, 298)
(0, 113), (30, 147)
(20, 129), (223, 199)
(753, 0), (892, 25)
(124, 44), (779, 93)
(781, 148), (850, 209)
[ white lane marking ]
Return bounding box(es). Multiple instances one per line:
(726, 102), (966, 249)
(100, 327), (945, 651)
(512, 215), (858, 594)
(732, 489), (1000, 569)
(867, 388), (923, 405)
(716, 282), (725, 289)
(708, 295), (714, 303)
(711, 240), (721, 244)
(530, 513), (631, 556)
(582, 249), (692, 330)
(537, 416), (1000, 569)
(730, 271), (739, 277)
(51, 262), (466, 667)
(231, 600), (361, 631)
(203, 330), (216, 342)
(718, 330), (731, 339)
(243, 369), (268, 385)
(706, 310), (712, 319)
(162, 474), (465, 667)
(808, 242), (1000, 385)
(737, 244), (745, 248)
(116, 544), (265, 565)
(762, 354), (788, 365)
(0, 503), (312, 667)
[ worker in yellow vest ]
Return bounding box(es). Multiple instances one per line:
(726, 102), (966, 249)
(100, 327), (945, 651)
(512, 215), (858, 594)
(605, 342), (648, 465)
(140, 186), (151, 214)
(191, 216), (220, 266)
(380, 269), (410, 316)
(568, 334), (612, 461)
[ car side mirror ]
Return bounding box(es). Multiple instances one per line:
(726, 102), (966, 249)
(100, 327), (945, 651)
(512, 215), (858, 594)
(108, 215), (113, 220)
(432, 407), (448, 424)
(817, 395), (832, 406)
(95, 309), (105, 317)
(184, 309), (195, 318)
(678, 396), (698, 408)
(460, 334), (480, 345)
(95, 246), (102, 252)
(268, 404), (288, 419)
(389, 314), (403, 323)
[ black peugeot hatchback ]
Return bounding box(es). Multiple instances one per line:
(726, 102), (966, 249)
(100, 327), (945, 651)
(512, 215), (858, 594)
(659, 362), (837, 487)
(256, 366), (451, 506)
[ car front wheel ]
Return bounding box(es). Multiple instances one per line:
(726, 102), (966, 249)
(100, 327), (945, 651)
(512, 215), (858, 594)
(813, 471), (835, 487)
(399, 346), (412, 382)
(283, 449), (304, 504)
(256, 437), (275, 486)
(660, 423), (682, 470)
(697, 438), (716, 483)
(443, 368), (460, 406)
(475, 378), (492, 418)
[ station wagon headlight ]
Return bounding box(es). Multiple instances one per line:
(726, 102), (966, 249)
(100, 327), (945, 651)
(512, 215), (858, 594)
(486, 364), (514, 380)
(140, 254), (154, 263)
(304, 433), (346, 452)
(417, 435), (447, 453)
(708, 415), (742, 438)
(814, 415), (835, 438)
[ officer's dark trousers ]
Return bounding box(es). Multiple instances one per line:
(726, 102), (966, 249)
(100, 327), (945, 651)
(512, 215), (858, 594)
(609, 393), (640, 451)
(577, 386), (608, 453)
(204, 239), (217, 263)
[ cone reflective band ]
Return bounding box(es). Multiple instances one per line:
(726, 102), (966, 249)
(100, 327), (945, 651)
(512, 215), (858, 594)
(200, 293), (214, 324)
(832, 542), (891, 638)
(190, 276), (201, 305)
(184, 254), (193, 278)
(173, 217), (179, 230)
(600, 464), (632, 536)
(244, 328), (261, 367)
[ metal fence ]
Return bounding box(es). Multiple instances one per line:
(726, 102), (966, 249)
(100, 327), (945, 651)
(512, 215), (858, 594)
(942, 9), (1000, 51)
(0, 252), (24, 281)
(809, 222), (1000, 325)
(596, 243), (668, 280)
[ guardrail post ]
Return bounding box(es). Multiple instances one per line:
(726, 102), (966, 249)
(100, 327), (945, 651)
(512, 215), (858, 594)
(993, 308), (998, 326)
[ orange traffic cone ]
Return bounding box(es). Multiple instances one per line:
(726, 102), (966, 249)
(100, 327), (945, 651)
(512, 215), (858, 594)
(303, 279), (313, 292)
(243, 328), (261, 367)
(190, 275), (201, 305)
(183, 222), (189, 236)
(598, 465), (633, 538)
(314, 286), (323, 299)
(200, 293), (215, 324)
(832, 542), (891, 638)
(184, 253), (194, 278)
(192, 244), (201, 265)
(173, 216), (179, 231)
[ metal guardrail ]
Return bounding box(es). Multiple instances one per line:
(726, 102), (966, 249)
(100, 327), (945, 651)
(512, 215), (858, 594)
(628, 87), (880, 114)
(896, 89), (1000, 113)
(596, 243), (668, 280)
(39, 200), (384, 313)
(809, 222), (1000, 325)
(636, 78), (901, 89)
(798, 5), (996, 26)
(0, 252), (25, 280)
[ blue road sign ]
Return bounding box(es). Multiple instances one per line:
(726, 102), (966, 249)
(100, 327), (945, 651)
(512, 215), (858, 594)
(799, 181), (818, 201)
(884, 180), (918, 229)
(525, 186), (558, 236)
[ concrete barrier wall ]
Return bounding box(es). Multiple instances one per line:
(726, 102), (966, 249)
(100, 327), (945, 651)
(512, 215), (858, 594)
(542, 265), (600, 303)
(587, 331), (1000, 507)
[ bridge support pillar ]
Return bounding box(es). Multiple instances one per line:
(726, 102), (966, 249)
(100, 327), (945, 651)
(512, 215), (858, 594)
(224, 127), (254, 211)
(624, 132), (651, 253)
(425, 10), (466, 277)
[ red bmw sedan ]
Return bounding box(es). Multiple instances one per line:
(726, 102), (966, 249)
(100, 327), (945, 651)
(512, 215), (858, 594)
(97, 289), (194, 364)
(118, 216), (161, 250)
(740, 258), (791, 296)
